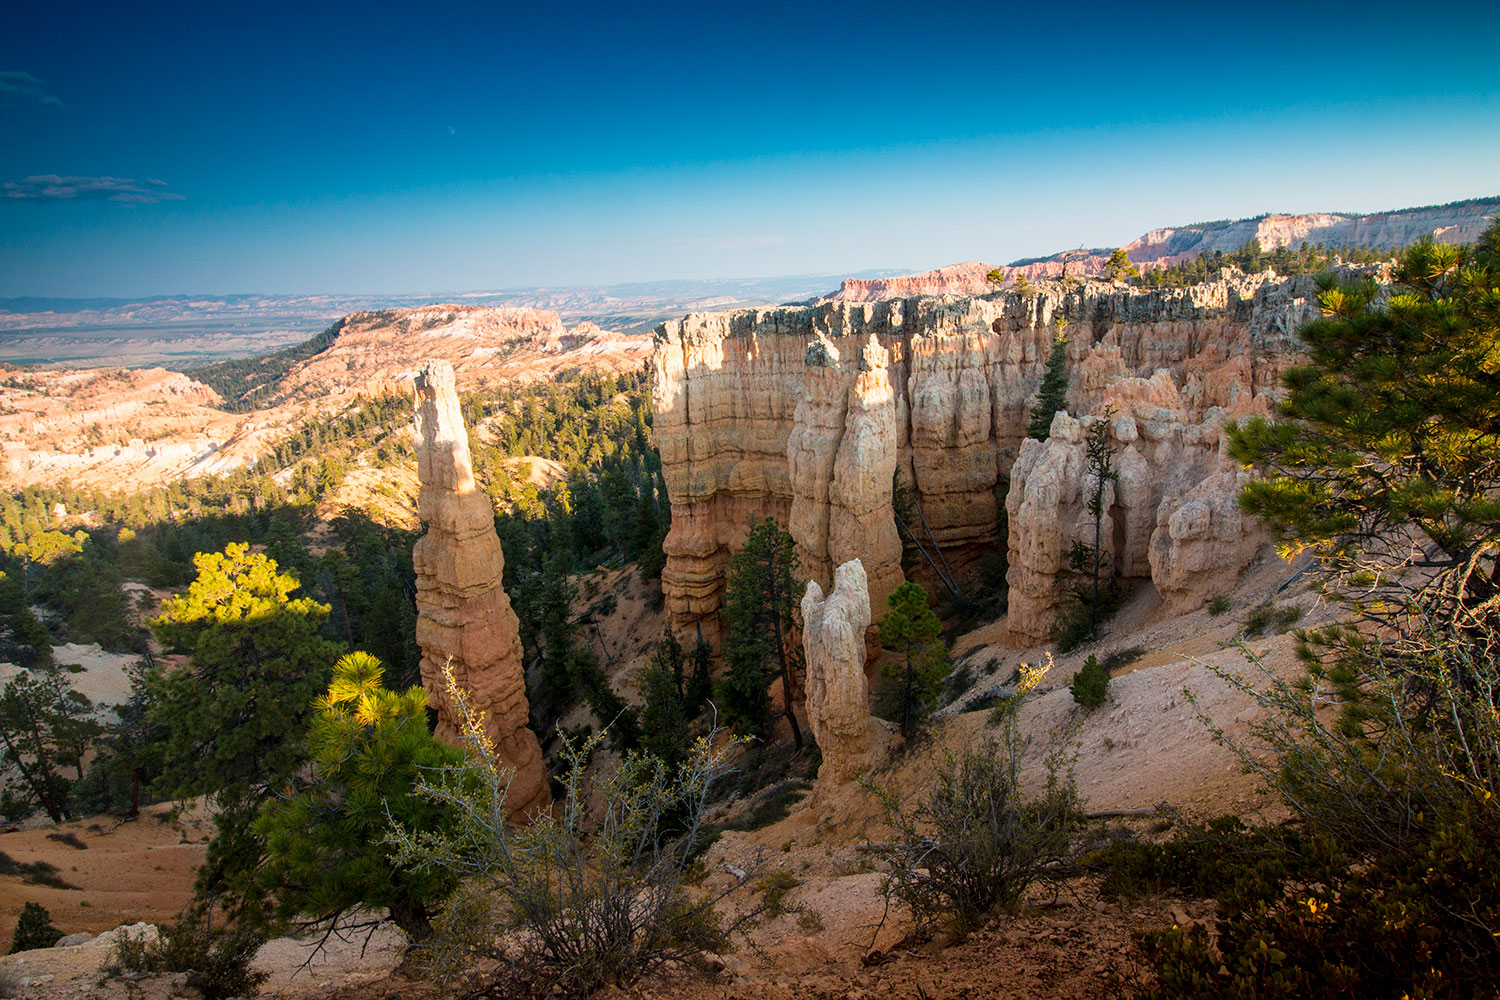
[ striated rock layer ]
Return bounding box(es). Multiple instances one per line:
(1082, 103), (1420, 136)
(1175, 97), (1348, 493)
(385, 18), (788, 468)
(824, 197), (1497, 301)
(412, 360), (549, 821)
(802, 559), (875, 789)
(653, 271), (1342, 644)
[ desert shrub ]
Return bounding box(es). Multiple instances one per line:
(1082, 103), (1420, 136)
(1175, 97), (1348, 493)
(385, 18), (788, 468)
(938, 660), (975, 708)
(719, 741), (819, 804)
(1069, 654), (1110, 708)
(1206, 595), (1230, 616)
(866, 657), (1081, 932)
(137, 903), (268, 1000)
(1133, 816), (1500, 999)
(1094, 816), (1313, 903)
(1242, 602), (1301, 637)
(9, 901), (61, 953)
(387, 665), (764, 997)
(1130, 631), (1500, 998)
(756, 867), (801, 916)
(109, 925), (154, 973)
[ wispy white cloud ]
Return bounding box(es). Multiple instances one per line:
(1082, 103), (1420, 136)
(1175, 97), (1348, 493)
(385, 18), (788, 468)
(669, 234), (789, 253)
(0, 70), (63, 107)
(2, 175), (186, 205)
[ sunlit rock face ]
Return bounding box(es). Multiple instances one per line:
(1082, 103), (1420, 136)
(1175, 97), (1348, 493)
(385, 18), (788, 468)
(653, 271), (1340, 646)
(412, 359), (549, 822)
(789, 334), (904, 623)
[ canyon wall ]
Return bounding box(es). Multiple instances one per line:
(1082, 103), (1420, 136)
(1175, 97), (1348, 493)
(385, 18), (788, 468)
(412, 360), (550, 822)
(653, 272), (1334, 646)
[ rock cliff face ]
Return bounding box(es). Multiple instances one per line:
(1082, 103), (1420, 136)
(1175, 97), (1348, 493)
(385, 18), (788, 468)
(412, 360), (549, 822)
(802, 559), (875, 789)
(831, 263), (998, 303)
(822, 197), (1496, 301)
(653, 271), (1332, 644)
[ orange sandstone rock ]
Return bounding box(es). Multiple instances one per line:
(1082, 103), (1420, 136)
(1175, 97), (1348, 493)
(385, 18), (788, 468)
(412, 360), (549, 822)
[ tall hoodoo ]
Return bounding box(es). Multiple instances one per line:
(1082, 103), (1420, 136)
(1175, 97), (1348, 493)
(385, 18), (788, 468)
(789, 334), (904, 619)
(412, 359), (549, 821)
(802, 558), (874, 789)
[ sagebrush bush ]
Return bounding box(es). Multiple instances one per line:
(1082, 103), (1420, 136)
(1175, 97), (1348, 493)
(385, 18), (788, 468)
(117, 903), (268, 1000)
(387, 661), (765, 997)
(1093, 816), (1312, 903)
(1133, 815), (1500, 999)
(1242, 602), (1301, 637)
(867, 657), (1081, 932)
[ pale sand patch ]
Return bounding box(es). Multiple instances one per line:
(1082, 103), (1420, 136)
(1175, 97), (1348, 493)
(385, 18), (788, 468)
(0, 643), (143, 708)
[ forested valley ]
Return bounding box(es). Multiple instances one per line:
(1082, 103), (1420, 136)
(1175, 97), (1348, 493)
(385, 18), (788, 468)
(0, 364), (669, 823)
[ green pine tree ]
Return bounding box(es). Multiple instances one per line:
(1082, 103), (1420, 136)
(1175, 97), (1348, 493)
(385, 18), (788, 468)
(0, 668), (100, 823)
(1228, 224), (1500, 648)
(147, 542), (342, 912)
(1068, 654), (1109, 708)
(684, 633), (713, 719)
(719, 517), (803, 744)
(637, 630), (689, 769)
(875, 581), (950, 738)
(1102, 247), (1139, 282)
(9, 901), (62, 953)
(0, 572), (52, 670)
(255, 652), (460, 939)
(1027, 323), (1070, 441)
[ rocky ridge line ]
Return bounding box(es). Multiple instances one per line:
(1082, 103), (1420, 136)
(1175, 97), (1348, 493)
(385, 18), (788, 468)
(825, 198), (1496, 302)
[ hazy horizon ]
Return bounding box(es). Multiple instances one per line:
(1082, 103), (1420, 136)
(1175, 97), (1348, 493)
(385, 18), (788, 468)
(4, 0), (1498, 299)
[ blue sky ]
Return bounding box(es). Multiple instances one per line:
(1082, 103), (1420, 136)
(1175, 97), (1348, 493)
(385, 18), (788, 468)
(2, 0), (1497, 297)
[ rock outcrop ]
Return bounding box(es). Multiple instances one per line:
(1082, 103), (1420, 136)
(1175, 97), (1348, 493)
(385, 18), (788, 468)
(653, 272), (1325, 643)
(1003, 340), (1273, 642)
(1148, 460), (1271, 613)
(412, 360), (549, 822)
(802, 559), (875, 789)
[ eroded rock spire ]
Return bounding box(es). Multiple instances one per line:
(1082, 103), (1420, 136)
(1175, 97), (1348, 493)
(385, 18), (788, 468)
(412, 360), (549, 821)
(802, 558), (875, 791)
